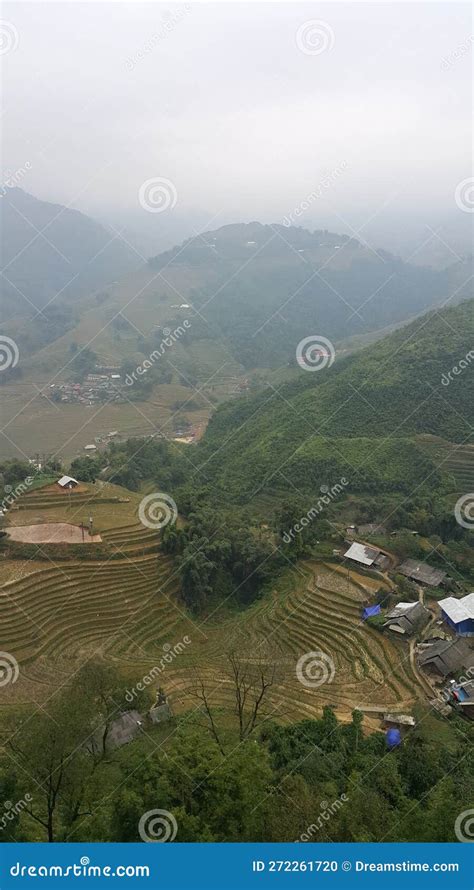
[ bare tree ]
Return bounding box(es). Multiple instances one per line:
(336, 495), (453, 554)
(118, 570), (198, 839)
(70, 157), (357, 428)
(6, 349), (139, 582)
(188, 650), (278, 751)
(228, 651), (276, 741)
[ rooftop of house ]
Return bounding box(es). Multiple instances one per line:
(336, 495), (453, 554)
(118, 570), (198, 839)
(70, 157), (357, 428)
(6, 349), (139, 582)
(383, 601), (430, 635)
(107, 710), (143, 748)
(439, 593), (474, 624)
(383, 713), (416, 726)
(344, 541), (381, 566)
(398, 559), (447, 587)
(418, 638), (474, 676)
(57, 475), (78, 487)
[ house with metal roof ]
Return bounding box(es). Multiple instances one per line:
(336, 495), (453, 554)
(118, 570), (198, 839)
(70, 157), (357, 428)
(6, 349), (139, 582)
(418, 638), (474, 679)
(344, 542), (380, 566)
(383, 601), (431, 636)
(56, 475), (79, 489)
(383, 713), (416, 728)
(449, 679), (474, 720)
(398, 559), (447, 587)
(438, 593), (474, 637)
(344, 541), (391, 572)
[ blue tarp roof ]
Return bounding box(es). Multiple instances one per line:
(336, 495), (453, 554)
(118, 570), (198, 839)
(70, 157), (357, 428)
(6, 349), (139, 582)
(362, 605), (381, 620)
(386, 728), (402, 748)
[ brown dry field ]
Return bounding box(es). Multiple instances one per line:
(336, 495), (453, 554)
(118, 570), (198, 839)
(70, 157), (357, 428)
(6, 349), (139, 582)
(6, 523), (102, 544)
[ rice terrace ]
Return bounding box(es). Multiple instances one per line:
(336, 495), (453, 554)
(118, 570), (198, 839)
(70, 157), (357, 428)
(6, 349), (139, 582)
(1, 3), (474, 853)
(1, 479), (425, 728)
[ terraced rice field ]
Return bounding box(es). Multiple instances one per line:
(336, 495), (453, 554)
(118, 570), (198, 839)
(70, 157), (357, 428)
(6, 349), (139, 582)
(0, 485), (426, 724)
(419, 435), (474, 492)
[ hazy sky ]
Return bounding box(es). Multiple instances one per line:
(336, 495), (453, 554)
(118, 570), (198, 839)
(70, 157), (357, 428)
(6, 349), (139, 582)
(2, 2), (473, 253)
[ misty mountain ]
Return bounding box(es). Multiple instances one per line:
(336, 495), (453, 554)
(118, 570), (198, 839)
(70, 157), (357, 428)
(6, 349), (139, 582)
(149, 222), (473, 368)
(3, 217), (472, 386)
(0, 188), (139, 320)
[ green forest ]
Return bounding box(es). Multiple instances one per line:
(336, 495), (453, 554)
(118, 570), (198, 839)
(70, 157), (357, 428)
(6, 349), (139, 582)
(1, 660), (472, 843)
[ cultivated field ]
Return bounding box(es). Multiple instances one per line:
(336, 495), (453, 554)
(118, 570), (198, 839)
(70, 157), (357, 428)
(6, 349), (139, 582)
(0, 263), (244, 461)
(0, 380), (212, 461)
(419, 435), (474, 492)
(0, 484), (426, 726)
(5, 523), (102, 544)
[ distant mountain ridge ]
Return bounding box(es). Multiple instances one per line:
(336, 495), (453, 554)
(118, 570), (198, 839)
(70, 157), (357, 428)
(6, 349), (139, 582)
(1, 211), (472, 390)
(148, 222), (473, 369)
(0, 188), (139, 320)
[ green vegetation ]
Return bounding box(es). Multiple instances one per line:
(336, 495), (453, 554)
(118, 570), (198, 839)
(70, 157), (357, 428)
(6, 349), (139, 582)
(1, 661), (471, 842)
(1, 298), (473, 846)
(149, 222), (472, 369)
(196, 300), (474, 500)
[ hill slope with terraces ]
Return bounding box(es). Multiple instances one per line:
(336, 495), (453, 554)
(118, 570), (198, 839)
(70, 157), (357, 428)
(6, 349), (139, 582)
(1, 482), (425, 725)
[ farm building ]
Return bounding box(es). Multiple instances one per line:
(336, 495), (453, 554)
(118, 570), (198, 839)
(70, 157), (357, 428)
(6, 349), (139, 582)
(56, 475), (79, 490)
(417, 638), (474, 679)
(383, 713), (415, 728)
(87, 710), (143, 754)
(438, 593), (474, 637)
(383, 601), (431, 637)
(106, 711), (143, 750)
(398, 559), (446, 587)
(344, 542), (390, 571)
(448, 679), (474, 720)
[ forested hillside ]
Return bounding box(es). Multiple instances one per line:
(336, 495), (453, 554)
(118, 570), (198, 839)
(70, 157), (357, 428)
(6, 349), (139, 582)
(196, 300), (474, 500)
(149, 222), (473, 369)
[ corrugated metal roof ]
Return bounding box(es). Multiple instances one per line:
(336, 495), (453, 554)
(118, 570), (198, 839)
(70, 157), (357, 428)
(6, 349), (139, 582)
(439, 593), (474, 624)
(398, 559), (446, 586)
(344, 542), (380, 566)
(57, 475), (78, 487)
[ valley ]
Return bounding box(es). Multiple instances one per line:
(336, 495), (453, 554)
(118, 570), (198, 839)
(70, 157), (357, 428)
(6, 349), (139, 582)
(0, 203), (473, 847)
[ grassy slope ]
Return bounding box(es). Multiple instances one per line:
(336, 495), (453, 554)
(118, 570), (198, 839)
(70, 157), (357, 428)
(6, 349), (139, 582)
(195, 300), (474, 500)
